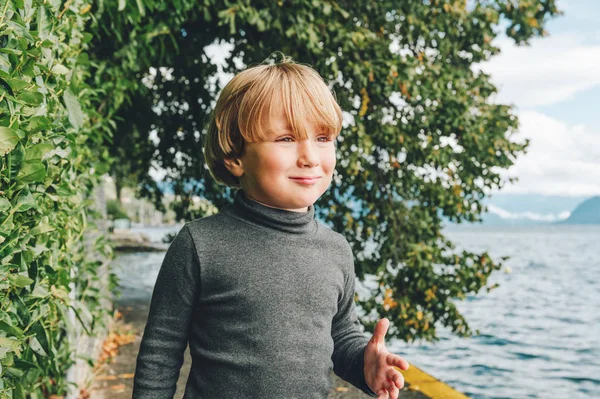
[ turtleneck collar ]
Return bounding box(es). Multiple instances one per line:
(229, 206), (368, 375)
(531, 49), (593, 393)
(223, 189), (318, 235)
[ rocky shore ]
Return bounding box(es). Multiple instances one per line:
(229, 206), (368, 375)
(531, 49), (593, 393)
(108, 230), (169, 252)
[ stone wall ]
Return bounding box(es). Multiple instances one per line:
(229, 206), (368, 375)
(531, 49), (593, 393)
(65, 179), (114, 399)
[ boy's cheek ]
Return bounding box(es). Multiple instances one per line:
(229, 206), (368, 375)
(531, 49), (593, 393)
(325, 156), (337, 174)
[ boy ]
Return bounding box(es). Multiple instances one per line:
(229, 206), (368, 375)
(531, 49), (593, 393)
(133, 57), (409, 399)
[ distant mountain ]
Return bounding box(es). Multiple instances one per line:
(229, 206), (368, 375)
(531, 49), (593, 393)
(482, 193), (586, 215)
(561, 196), (600, 224)
(451, 194), (580, 226)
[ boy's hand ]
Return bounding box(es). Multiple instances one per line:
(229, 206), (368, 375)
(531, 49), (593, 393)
(363, 318), (410, 399)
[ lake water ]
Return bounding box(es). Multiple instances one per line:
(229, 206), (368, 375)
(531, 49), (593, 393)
(114, 224), (600, 399)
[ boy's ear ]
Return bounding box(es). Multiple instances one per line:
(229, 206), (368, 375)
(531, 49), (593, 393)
(223, 157), (244, 177)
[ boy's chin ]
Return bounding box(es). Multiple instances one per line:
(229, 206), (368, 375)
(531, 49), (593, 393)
(281, 200), (315, 211)
(279, 198), (318, 212)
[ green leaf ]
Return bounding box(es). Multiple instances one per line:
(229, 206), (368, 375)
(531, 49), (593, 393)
(0, 127), (19, 156)
(21, 59), (37, 78)
(5, 366), (24, 379)
(57, 302), (75, 335)
(0, 337), (21, 354)
(12, 380), (26, 399)
(82, 32), (93, 43)
(229, 14), (236, 35)
(30, 322), (50, 357)
(0, 214), (14, 233)
(339, 8), (350, 19)
(16, 160), (46, 183)
(13, 295), (29, 326)
(94, 160), (110, 175)
(0, 54), (10, 68)
(0, 321), (24, 339)
(28, 336), (48, 357)
(14, 188), (37, 212)
(31, 221), (55, 235)
(24, 142), (54, 161)
(0, 197), (12, 212)
(8, 142), (25, 181)
(31, 283), (50, 298)
(70, 303), (92, 335)
(37, 6), (51, 40)
(9, 274), (34, 287)
(13, 358), (39, 371)
(17, 91), (44, 106)
(27, 116), (51, 134)
(51, 64), (70, 75)
(136, 0), (145, 16)
(6, 21), (34, 42)
(63, 89), (84, 131)
(55, 182), (74, 196)
(4, 77), (30, 93)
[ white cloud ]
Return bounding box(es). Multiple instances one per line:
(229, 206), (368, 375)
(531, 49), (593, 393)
(487, 204), (570, 222)
(498, 110), (600, 196)
(475, 33), (600, 107)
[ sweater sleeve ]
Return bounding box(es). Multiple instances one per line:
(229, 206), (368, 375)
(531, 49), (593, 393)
(133, 224), (200, 399)
(331, 240), (378, 398)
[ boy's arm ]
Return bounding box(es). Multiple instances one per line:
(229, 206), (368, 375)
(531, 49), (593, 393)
(331, 241), (378, 398)
(133, 224), (200, 399)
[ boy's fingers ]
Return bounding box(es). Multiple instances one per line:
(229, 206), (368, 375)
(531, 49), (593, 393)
(371, 318), (390, 346)
(389, 370), (404, 389)
(387, 353), (409, 370)
(388, 383), (400, 399)
(377, 388), (389, 399)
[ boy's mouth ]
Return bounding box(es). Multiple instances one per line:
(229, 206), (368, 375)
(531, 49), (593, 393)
(290, 176), (321, 184)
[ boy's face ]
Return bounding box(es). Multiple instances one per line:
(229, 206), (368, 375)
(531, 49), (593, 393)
(225, 107), (337, 212)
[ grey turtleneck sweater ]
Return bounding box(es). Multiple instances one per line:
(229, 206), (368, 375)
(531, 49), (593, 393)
(133, 189), (377, 398)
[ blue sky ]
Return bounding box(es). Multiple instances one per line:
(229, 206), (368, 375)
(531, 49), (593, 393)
(532, 0), (600, 127)
(477, 0), (600, 198)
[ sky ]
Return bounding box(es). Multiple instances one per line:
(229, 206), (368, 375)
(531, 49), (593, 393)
(477, 0), (600, 197)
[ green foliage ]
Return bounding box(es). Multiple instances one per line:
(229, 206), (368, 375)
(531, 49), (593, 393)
(88, 0), (561, 343)
(106, 199), (129, 220)
(0, 0), (114, 396)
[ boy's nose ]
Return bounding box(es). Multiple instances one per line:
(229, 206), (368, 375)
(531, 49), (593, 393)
(297, 141), (320, 167)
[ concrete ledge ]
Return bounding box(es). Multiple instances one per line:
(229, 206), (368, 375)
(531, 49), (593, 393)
(401, 364), (470, 399)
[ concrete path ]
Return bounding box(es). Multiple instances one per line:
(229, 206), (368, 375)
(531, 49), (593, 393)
(88, 297), (427, 399)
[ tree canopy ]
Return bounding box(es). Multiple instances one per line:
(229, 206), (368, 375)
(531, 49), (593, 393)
(90, 0), (560, 342)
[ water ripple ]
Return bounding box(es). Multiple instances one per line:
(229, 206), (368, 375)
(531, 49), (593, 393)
(562, 376), (600, 385)
(393, 225), (600, 399)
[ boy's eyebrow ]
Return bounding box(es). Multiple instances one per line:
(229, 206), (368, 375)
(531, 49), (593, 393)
(268, 125), (333, 137)
(267, 127), (293, 135)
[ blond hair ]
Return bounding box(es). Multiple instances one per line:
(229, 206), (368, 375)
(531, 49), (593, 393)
(203, 56), (343, 187)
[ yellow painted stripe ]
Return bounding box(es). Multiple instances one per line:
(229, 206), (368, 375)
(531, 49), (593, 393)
(398, 364), (470, 399)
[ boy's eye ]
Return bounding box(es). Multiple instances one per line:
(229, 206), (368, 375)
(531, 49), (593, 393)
(276, 136), (334, 142)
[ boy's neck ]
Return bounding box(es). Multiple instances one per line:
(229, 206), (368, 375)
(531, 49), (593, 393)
(244, 192), (309, 213)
